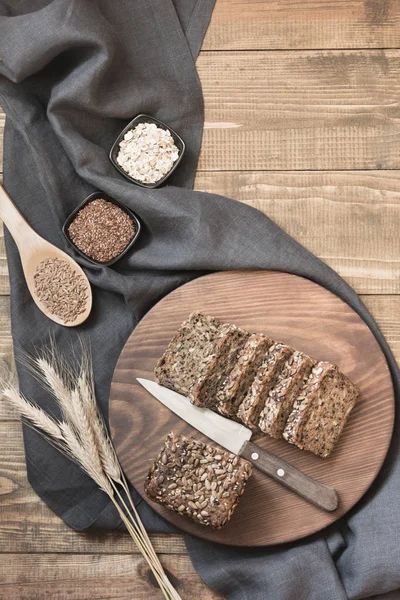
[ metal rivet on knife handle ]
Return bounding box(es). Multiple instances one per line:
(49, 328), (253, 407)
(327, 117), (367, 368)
(240, 441), (339, 512)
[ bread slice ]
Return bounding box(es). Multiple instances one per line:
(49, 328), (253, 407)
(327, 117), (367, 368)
(258, 351), (315, 439)
(283, 361), (359, 458)
(237, 343), (293, 431)
(145, 432), (252, 529)
(216, 333), (273, 419)
(154, 312), (221, 395)
(189, 324), (249, 409)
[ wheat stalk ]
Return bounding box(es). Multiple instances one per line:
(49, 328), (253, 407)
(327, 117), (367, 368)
(77, 370), (122, 483)
(1, 348), (182, 600)
(74, 366), (170, 579)
(1, 388), (64, 440)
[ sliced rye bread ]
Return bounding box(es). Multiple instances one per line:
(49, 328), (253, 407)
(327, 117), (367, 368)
(283, 361), (359, 458)
(154, 312), (221, 395)
(189, 324), (249, 409)
(216, 333), (273, 419)
(237, 342), (293, 432)
(258, 351), (315, 439)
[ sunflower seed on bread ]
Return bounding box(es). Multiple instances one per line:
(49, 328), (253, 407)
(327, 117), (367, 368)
(144, 432), (252, 528)
(154, 312), (221, 396)
(217, 333), (273, 419)
(283, 361), (359, 457)
(258, 351), (315, 439)
(237, 343), (293, 432)
(189, 324), (249, 409)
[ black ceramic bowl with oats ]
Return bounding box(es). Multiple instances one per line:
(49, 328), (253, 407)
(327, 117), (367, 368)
(62, 192), (141, 267)
(109, 114), (185, 188)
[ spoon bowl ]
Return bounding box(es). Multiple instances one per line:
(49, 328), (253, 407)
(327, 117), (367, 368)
(0, 184), (92, 327)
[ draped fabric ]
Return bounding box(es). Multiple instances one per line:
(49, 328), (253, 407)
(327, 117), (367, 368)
(0, 2), (399, 598)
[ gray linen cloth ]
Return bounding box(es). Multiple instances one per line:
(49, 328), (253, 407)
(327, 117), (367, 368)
(0, 2), (399, 599)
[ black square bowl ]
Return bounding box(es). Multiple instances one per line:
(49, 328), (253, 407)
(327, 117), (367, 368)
(109, 114), (185, 188)
(62, 192), (142, 267)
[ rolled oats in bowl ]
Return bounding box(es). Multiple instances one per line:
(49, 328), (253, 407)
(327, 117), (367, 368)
(116, 122), (180, 185)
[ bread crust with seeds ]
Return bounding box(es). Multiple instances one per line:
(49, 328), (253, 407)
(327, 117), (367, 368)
(283, 361), (359, 457)
(216, 333), (273, 419)
(144, 432), (252, 528)
(154, 312), (221, 395)
(237, 343), (293, 431)
(258, 351), (315, 439)
(189, 324), (249, 409)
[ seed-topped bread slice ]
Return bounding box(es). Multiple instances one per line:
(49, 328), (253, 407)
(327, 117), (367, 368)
(154, 312), (221, 395)
(189, 324), (249, 409)
(237, 343), (293, 431)
(258, 351), (315, 439)
(283, 361), (359, 458)
(217, 333), (273, 419)
(144, 432), (253, 529)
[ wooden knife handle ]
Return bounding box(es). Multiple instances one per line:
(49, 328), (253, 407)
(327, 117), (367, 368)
(240, 441), (338, 512)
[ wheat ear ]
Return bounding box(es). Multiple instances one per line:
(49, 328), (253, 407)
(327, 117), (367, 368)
(77, 370), (122, 483)
(1, 387), (63, 441)
(76, 368), (166, 579)
(1, 350), (182, 600)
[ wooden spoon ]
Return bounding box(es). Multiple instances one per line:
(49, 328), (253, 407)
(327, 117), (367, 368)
(0, 184), (92, 327)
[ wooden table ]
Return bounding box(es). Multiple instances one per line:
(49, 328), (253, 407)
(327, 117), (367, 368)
(0, 2), (399, 598)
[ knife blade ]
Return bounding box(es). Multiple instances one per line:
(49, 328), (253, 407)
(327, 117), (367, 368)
(137, 378), (338, 512)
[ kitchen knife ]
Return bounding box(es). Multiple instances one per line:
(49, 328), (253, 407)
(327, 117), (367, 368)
(137, 378), (338, 512)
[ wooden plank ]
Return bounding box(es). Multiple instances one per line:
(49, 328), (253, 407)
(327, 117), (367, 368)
(362, 295), (400, 361)
(197, 50), (400, 171)
(0, 553), (223, 600)
(0, 111), (3, 167)
(0, 169), (399, 295)
(0, 421), (187, 555)
(0, 295), (16, 420)
(2, 50), (400, 172)
(0, 168), (10, 294)
(194, 171), (400, 294)
(203, 0), (400, 51)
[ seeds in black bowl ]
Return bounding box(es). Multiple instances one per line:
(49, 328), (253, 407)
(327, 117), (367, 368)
(34, 258), (88, 323)
(68, 199), (135, 263)
(116, 122), (179, 184)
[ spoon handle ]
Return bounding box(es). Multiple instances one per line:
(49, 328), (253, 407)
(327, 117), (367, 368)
(0, 184), (36, 251)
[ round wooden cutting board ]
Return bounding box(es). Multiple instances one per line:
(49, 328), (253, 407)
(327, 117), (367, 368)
(109, 271), (394, 546)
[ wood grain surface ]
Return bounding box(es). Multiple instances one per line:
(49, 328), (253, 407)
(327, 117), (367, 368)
(195, 170), (400, 294)
(0, 554), (223, 600)
(0, 0), (400, 596)
(2, 50), (400, 173)
(109, 271), (394, 546)
(197, 50), (400, 171)
(202, 0), (400, 50)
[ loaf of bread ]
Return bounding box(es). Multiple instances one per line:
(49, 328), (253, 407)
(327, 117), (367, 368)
(144, 432), (252, 528)
(258, 351), (315, 439)
(154, 313), (360, 459)
(189, 324), (249, 409)
(237, 343), (293, 431)
(283, 361), (359, 457)
(217, 333), (273, 418)
(154, 312), (221, 395)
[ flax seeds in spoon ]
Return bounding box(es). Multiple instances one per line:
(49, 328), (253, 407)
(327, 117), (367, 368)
(68, 199), (136, 263)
